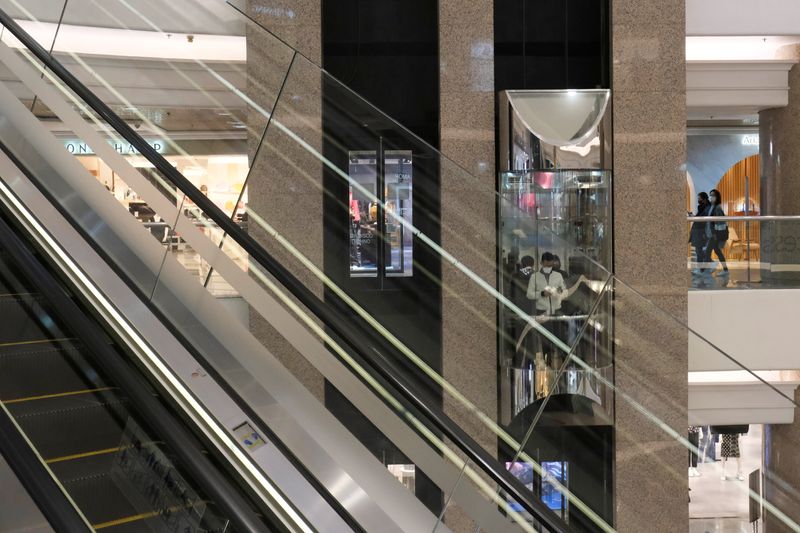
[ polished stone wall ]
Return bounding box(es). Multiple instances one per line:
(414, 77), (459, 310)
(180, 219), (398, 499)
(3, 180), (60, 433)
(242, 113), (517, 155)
(761, 46), (800, 532)
(760, 46), (800, 282)
(764, 387), (800, 532)
(246, 0), (325, 400)
(611, 0), (689, 530)
(760, 44), (800, 216)
(439, 0), (497, 528)
(243, 1), (691, 530)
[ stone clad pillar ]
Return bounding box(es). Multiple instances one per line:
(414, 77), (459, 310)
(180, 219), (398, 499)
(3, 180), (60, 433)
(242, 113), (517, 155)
(439, 0), (497, 528)
(761, 44), (800, 533)
(763, 387), (800, 532)
(760, 44), (800, 283)
(611, 0), (689, 530)
(246, 0), (325, 400)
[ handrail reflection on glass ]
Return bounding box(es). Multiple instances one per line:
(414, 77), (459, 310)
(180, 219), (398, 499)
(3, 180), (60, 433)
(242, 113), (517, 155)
(5, 3), (799, 529)
(687, 215), (800, 221)
(0, 8), (576, 532)
(687, 215), (800, 288)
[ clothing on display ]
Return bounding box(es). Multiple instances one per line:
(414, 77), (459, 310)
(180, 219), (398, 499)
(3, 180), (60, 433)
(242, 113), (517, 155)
(721, 434), (741, 459)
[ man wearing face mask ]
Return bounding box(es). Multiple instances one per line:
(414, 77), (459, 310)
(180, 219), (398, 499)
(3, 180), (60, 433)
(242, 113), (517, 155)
(526, 252), (566, 316)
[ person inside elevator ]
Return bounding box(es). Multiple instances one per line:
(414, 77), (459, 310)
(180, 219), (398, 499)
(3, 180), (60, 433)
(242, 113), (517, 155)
(510, 255), (536, 368)
(511, 255), (535, 313)
(708, 188), (729, 274)
(552, 254), (571, 284)
(689, 192), (712, 273)
(526, 252), (567, 377)
(527, 252), (566, 316)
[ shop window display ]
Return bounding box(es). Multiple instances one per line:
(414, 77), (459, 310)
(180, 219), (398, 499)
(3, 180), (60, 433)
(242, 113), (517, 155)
(348, 150), (413, 278)
(77, 152), (249, 296)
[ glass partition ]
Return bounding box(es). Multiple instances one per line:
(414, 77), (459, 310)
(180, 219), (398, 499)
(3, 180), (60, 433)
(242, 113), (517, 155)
(687, 216), (800, 289)
(3, 1), (800, 531)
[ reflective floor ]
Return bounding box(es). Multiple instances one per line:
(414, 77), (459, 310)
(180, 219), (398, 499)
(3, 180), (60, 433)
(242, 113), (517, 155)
(172, 247), (244, 297)
(689, 517), (754, 532)
(690, 426), (762, 519)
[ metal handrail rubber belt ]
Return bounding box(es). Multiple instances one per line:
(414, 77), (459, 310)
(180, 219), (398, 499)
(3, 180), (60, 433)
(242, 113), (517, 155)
(0, 205), (273, 532)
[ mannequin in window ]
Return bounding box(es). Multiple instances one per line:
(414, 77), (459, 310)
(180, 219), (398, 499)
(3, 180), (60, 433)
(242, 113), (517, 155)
(720, 433), (744, 481)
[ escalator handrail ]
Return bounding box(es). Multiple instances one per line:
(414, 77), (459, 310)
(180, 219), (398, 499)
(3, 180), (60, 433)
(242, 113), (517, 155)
(0, 210), (273, 532)
(0, 10), (570, 532)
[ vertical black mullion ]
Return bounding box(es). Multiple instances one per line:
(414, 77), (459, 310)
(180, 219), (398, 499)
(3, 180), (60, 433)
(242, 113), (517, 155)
(601, 0), (610, 88)
(564, 0), (570, 87)
(377, 137), (386, 286)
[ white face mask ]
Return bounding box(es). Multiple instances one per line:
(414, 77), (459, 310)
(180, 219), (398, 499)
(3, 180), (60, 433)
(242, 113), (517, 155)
(542, 267), (553, 274)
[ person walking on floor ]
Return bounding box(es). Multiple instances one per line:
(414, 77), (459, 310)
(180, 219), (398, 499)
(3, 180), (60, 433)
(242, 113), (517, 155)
(689, 192), (712, 275)
(708, 188), (729, 275)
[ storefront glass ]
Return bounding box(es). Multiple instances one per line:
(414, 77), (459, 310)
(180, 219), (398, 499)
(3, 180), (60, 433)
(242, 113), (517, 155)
(76, 151), (249, 296)
(348, 150), (413, 278)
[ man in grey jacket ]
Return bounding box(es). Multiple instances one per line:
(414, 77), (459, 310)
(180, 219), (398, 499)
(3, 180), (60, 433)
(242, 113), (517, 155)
(526, 252), (566, 316)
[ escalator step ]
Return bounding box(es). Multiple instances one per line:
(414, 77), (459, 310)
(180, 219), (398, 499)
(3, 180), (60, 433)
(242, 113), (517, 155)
(61, 472), (154, 527)
(63, 472), (212, 531)
(11, 396), (131, 459)
(0, 344), (106, 399)
(48, 446), (119, 483)
(0, 294), (69, 342)
(47, 440), (168, 485)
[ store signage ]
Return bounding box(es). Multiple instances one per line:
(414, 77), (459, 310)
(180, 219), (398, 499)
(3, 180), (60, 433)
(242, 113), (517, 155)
(741, 134), (759, 146)
(63, 139), (165, 155)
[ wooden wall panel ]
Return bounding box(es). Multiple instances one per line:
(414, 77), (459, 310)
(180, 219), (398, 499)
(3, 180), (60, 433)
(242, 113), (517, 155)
(715, 154), (761, 259)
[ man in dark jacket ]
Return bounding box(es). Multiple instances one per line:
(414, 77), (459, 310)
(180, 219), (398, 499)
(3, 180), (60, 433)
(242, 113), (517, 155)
(689, 192), (712, 274)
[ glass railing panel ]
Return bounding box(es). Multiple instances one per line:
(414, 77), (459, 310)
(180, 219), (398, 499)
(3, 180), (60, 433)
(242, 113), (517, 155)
(509, 273), (800, 532)
(0, 5), (519, 529)
(0, 237), (239, 532)
(6, 0), (800, 529)
(688, 216), (800, 289)
(147, 252), (501, 531)
(0, 51), (174, 299)
(237, 44), (618, 477)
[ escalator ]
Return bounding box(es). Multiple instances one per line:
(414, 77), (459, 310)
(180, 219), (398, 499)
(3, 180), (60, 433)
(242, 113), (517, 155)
(0, 2), (798, 532)
(0, 210), (275, 532)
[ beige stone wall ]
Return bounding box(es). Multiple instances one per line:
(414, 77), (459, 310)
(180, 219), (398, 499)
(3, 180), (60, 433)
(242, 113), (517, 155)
(438, 1), (497, 529)
(242, 2), (692, 530)
(760, 44), (800, 216)
(246, 0), (325, 400)
(761, 46), (800, 532)
(611, 0), (689, 530)
(763, 387), (800, 532)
